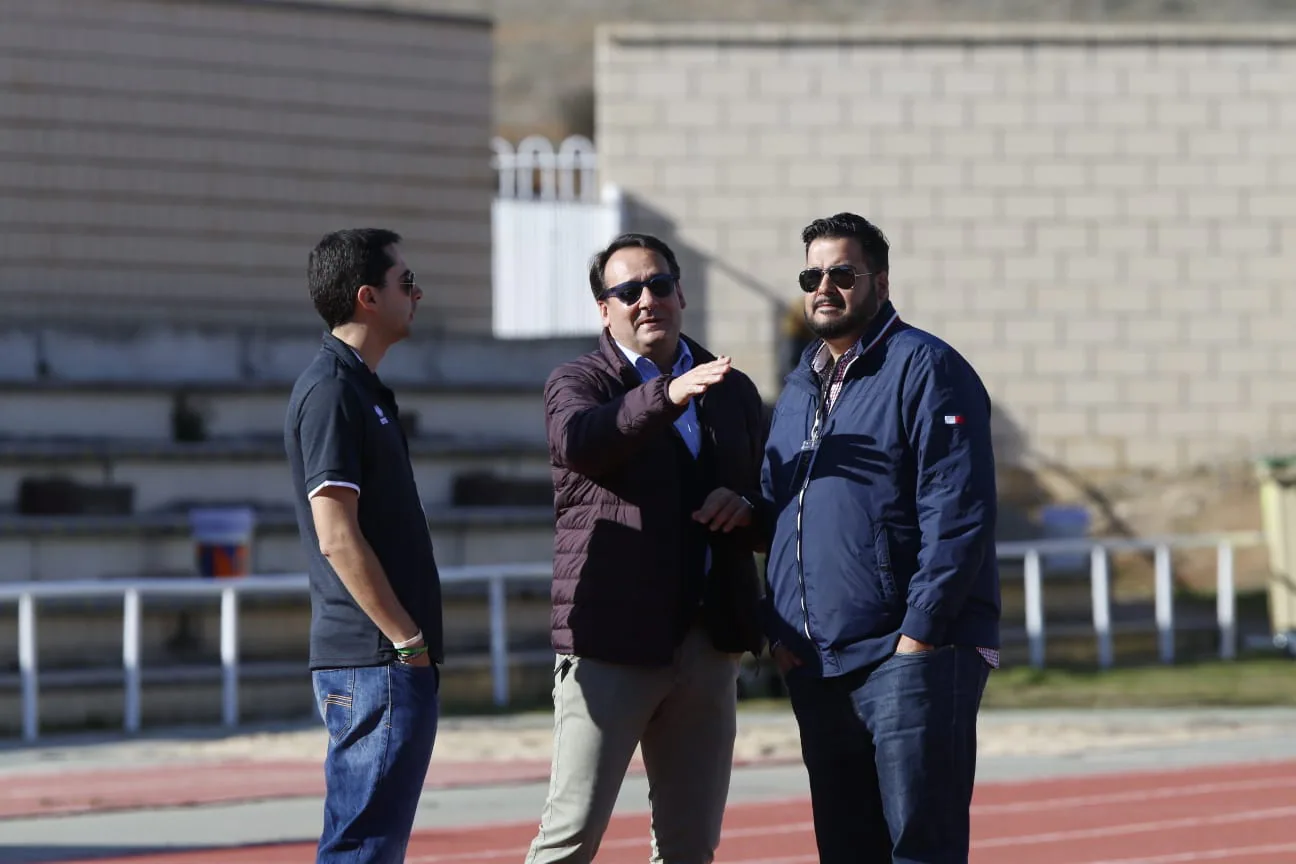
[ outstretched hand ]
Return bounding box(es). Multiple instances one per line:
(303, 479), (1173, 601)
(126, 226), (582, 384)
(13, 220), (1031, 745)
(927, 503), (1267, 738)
(668, 357), (731, 406)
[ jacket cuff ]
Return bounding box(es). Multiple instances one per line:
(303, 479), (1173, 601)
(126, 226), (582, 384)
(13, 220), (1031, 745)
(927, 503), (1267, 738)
(650, 375), (688, 420)
(901, 604), (947, 645)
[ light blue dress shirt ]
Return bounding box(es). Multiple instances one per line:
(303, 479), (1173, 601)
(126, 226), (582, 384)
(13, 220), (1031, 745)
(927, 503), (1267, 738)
(615, 338), (711, 575)
(615, 339), (701, 458)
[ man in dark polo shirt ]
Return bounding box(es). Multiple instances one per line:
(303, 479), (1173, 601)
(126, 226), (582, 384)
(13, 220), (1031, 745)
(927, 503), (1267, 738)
(284, 228), (443, 864)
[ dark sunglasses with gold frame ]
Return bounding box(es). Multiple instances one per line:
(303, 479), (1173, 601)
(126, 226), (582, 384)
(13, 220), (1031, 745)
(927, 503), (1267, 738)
(798, 265), (871, 293)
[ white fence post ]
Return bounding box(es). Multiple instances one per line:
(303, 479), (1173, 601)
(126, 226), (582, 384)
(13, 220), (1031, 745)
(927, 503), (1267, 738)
(2, 539), (1261, 742)
(489, 575), (509, 708)
(1217, 541), (1236, 660)
(123, 589), (142, 733)
(1090, 546), (1113, 669)
(1023, 549), (1045, 669)
(221, 586), (240, 728)
(18, 592), (38, 743)
(1154, 544), (1174, 664)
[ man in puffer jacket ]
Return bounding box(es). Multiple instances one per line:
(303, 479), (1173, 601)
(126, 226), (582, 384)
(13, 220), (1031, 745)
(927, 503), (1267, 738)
(525, 232), (767, 864)
(757, 212), (1002, 864)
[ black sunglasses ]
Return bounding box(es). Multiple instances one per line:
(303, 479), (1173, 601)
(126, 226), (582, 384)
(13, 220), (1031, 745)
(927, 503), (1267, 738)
(600, 273), (677, 305)
(798, 265), (870, 293)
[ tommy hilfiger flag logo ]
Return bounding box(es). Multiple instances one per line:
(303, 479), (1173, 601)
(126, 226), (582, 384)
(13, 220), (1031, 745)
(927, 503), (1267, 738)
(944, 415), (965, 425)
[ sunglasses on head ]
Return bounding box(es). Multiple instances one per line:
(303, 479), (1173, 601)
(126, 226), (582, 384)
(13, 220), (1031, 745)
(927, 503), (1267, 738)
(798, 265), (870, 293)
(600, 273), (677, 305)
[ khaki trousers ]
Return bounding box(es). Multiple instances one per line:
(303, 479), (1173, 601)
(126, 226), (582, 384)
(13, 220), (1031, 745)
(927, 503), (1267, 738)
(524, 625), (742, 864)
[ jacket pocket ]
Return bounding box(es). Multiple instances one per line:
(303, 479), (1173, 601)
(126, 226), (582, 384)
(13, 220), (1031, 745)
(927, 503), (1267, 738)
(875, 524), (897, 601)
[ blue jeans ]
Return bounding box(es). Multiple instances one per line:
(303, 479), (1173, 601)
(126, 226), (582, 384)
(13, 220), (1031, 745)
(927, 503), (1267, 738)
(785, 645), (989, 864)
(312, 662), (441, 864)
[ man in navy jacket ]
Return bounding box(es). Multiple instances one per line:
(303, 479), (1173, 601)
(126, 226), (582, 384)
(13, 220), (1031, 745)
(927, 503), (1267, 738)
(757, 212), (1001, 864)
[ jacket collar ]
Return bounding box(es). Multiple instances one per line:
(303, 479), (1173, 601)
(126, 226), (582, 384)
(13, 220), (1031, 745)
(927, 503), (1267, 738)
(598, 328), (714, 386)
(789, 300), (902, 393)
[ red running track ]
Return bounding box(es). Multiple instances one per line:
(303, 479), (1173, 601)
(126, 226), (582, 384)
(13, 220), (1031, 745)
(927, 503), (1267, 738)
(46, 759), (1296, 863)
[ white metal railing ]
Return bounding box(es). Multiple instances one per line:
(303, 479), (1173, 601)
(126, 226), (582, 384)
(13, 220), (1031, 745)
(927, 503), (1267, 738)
(492, 134), (599, 202)
(0, 531), (1269, 743)
(490, 134), (624, 339)
(996, 531), (1264, 670)
(0, 562), (554, 744)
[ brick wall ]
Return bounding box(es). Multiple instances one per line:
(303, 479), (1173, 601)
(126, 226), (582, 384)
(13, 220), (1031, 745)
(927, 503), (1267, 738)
(343, 0), (1296, 142)
(595, 24), (1296, 472)
(0, 0), (494, 334)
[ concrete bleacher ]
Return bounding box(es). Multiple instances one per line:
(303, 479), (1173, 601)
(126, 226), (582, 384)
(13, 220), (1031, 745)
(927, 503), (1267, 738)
(0, 323), (593, 732)
(0, 323), (590, 580)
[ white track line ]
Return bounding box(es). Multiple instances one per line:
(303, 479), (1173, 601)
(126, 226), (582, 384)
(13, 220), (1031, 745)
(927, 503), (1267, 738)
(1082, 840), (1296, 863)
(405, 775), (1296, 863)
(976, 803), (1296, 849)
(407, 821), (817, 863)
(973, 774), (1296, 816)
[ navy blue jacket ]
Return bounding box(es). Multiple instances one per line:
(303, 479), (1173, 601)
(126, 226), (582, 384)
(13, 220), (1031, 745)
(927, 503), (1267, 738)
(758, 301), (1001, 677)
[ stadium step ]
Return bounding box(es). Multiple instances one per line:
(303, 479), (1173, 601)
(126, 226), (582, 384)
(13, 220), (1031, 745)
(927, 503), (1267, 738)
(0, 505), (555, 581)
(0, 379), (549, 444)
(0, 435), (553, 514)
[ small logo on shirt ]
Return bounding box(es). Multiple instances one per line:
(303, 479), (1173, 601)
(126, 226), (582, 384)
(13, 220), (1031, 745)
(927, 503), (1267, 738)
(944, 415), (965, 425)
(374, 406), (389, 425)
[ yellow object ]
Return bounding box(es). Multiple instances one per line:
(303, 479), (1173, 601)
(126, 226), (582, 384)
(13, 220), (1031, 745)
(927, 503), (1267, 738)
(781, 302), (811, 338)
(1257, 457), (1296, 643)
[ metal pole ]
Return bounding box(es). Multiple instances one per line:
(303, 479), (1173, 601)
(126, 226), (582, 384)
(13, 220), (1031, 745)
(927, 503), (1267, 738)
(1023, 549), (1045, 669)
(221, 586), (240, 728)
(1154, 545), (1174, 664)
(489, 576), (509, 707)
(1091, 547), (1113, 669)
(1217, 542), (1236, 660)
(123, 589), (142, 733)
(18, 593), (38, 743)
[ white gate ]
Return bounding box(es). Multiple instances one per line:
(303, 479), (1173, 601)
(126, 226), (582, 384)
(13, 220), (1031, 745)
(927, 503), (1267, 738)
(491, 135), (623, 339)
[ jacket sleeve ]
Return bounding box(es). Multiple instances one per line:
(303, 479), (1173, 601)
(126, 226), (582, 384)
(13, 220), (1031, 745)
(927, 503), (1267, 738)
(898, 346), (998, 645)
(755, 401), (783, 643)
(751, 444), (776, 556)
(544, 365), (685, 478)
(725, 372), (774, 554)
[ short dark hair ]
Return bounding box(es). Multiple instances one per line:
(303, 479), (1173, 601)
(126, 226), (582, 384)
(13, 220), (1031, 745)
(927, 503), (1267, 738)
(307, 228), (402, 329)
(587, 232), (681, 299)
(801, 213), (890, 273)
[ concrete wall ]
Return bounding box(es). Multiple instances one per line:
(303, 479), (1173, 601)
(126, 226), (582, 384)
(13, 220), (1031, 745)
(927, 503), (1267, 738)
(595, 23), (1296, 473)
(0, 0), (494, 334)
(345, 0), (1296, 142)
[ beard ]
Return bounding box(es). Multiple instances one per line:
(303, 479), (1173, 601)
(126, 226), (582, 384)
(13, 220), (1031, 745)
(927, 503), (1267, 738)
(804, 287), (880, 341)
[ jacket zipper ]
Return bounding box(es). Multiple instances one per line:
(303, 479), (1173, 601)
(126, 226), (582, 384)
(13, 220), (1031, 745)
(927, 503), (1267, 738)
(794, 474), (813, 640)
(793, 409), (823, 641)
(789, 312), (900, 646)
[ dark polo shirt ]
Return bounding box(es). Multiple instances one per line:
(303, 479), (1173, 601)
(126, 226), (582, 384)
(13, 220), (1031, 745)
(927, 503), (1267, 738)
(284, 333), (444, 669)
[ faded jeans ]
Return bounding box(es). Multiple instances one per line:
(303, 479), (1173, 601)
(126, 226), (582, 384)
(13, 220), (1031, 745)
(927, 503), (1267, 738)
(312, 662), (441, 864)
